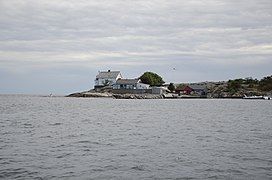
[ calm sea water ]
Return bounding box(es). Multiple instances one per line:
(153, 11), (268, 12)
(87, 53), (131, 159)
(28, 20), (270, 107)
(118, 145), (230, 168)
(0, 95), (271, 179)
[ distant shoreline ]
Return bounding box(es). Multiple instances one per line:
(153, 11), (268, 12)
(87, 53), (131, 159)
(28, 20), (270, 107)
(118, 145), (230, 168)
(66, 91), (247, 99)
(0, 94), (269, 100)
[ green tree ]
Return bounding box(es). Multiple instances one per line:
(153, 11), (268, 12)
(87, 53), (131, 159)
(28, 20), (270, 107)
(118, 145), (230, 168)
(244, 77), (258, 85)
(227, 79), (242, 94)
(139, 72), (165, 86)
(258, 75), (272, 91)
(168, 83), (175, 92)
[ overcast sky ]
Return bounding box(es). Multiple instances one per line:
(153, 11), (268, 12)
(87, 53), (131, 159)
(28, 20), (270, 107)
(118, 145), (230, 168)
(0, 0), (271, 94)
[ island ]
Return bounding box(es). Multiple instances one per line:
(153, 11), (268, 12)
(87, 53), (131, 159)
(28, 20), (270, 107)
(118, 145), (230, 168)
(67, 70), (272, 99)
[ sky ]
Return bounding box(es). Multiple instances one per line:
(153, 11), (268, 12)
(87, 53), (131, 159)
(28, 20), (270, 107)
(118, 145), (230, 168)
(0, 0), (271, 94)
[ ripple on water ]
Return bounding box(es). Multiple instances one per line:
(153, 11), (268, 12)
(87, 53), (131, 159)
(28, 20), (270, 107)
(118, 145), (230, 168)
(0, 96), (271, 179)
(0, 168), (36, 179)
(50, 122), (62, 126)
(131, 165), (147, 171)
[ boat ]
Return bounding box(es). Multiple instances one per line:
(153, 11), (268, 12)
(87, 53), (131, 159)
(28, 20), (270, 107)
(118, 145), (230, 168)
(263, 96), (271, 100)
(243, 95), (271, 100)
(243, 95), (264, 99)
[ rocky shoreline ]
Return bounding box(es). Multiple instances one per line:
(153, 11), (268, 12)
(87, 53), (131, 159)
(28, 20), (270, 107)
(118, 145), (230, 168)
(66, 91), (163, 99)
(67, 91), (272, 99)
(66, 91), (224, 99)
(67, 92), (113, 98)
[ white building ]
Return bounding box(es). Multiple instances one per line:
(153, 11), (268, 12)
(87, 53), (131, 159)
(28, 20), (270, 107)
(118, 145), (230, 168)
(94, 70), (123, 88)
(113, 79), (150, 90)
(152, 87), (167, 94)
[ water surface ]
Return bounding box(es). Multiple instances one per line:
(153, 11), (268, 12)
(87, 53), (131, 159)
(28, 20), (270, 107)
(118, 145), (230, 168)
(0, 95), (271, 179)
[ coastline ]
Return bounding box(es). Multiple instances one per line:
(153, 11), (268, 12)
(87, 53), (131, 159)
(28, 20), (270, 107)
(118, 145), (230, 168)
(66, 90), (271, 100)
(66, 75), (272, 100)
(66, 91), (246, 99)
(66, 91), (163, 99)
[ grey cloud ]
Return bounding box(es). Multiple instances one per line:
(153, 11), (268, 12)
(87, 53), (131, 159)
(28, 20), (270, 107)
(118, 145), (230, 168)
(0, 0), (271, 93)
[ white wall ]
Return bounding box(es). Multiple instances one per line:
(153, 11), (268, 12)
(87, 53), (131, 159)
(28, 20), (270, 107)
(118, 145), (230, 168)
(136, 83), (150, 89)
(95, 73), (122, 86)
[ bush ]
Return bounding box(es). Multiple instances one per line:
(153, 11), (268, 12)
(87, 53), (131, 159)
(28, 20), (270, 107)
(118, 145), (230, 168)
(244, 77), (258, 85)
(258, 75), (272, 91)
(227, 79), (241, 93)
(139, 72), (165, 86)
(168, 83), (175, 92)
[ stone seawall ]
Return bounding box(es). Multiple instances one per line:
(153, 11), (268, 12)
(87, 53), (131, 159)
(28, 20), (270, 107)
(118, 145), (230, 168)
(113, 94), (163, 99)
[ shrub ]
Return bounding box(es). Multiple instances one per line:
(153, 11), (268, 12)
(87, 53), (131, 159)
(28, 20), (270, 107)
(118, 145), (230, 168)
(139, 72), (165, 86)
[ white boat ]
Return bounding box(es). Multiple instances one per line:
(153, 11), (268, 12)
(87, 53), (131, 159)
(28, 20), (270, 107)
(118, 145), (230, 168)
(243, 95), (271, 100)
(263, 96), (271, 100)
(243, 95), (264, 99)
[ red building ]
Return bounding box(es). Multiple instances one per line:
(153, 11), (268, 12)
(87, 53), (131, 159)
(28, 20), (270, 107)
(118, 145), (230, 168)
(175, 84), (207, 95)
(175, 85), (193, 95)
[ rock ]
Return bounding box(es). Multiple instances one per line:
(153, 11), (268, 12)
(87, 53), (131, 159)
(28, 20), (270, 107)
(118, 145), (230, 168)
(66, 93), (83, 97)
(67, 92), (112, 98)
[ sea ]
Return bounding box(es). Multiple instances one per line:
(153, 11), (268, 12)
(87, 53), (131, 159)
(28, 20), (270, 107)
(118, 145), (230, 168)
(0, 95), (271, 179)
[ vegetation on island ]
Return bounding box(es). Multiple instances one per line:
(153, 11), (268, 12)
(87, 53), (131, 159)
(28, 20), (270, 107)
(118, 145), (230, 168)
(139, 73), (272, 97)
(139, 72), (165, 86)
(168, 83), (175, 92)
(258, 75), (272, 91)
(227, 76), (272, 94)
(209, 75), (272, 97)
(68, 73), (271, 98)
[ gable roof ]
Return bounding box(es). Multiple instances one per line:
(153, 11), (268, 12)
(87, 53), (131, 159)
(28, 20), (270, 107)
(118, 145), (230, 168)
(188, 84), (207, 90)
(96, 71), (121, 79)
(176, 86), (192, 91)
(115, 79), (140, 85)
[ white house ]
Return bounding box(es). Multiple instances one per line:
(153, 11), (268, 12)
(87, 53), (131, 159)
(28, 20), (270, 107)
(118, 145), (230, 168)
(94, 70), (123, 88)
(151, 87), (167, 94)
(113, 79), (150, 90)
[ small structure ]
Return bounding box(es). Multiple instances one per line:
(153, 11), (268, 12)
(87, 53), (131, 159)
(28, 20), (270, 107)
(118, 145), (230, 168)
(152, 87), (167, 95)
(189, 84), (207, 95)
(175, 85), (191, 95)
(94, 70), (122, 89)
(113, 79), (149, 90)
(176, 84), (207, 95)
(112, 79), (150, 94)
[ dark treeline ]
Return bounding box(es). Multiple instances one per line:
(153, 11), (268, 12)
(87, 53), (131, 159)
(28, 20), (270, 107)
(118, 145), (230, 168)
(227, 75), (272, 93)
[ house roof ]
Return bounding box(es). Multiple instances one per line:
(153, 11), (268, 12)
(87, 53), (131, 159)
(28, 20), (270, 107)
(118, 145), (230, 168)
(116, 79), (140, 85)
(188, 84), (207, 90)
(96, 71), (121, 79)
(175, 86), (191, 91)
